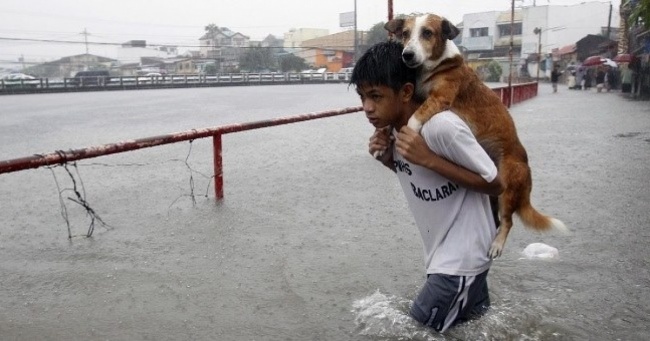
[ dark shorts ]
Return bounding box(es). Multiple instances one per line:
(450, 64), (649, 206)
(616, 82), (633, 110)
(409, 269), (490, 332)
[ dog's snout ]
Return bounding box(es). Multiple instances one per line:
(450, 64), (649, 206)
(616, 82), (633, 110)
(402, 50), (415, 62)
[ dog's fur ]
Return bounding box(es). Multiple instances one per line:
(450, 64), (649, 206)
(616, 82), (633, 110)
(385, 14), (567, 258)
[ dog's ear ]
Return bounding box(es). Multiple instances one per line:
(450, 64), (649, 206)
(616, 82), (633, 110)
(384, 19), (405, 37)
(441, 19), (460, 41)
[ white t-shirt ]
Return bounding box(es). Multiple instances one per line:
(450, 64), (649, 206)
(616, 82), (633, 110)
(392, 111), (498, 276)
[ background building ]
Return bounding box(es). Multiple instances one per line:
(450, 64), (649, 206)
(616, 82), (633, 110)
(199, 26), (250, 72)
(283, 28), (329, 51)
(459, 2), (620, 81)
(297, 30), (364, 71)
(26, 54), (116, 78)
(117, 40), (178, 65)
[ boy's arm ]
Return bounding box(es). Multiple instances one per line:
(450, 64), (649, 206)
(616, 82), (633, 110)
(395, 126), (503, 196)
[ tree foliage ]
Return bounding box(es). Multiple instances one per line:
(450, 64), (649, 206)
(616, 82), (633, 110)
(203, 63), (218, 75)
(628, 0), (650, 29)
(239, 44), (277, 72)
(204, 23), (219, 34)
(279, 54), (308, 72)
(361, 15), (410, 54)
(486, 60), (503, 82)
(366, 22), (390, 46)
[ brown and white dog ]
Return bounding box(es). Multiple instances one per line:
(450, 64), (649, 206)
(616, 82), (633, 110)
(385, 14), (567, 258)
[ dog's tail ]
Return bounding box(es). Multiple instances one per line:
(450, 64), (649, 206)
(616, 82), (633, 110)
(517, 201), (568, 234)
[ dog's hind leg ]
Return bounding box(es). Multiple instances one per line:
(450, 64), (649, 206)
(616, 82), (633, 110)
(489, 196), (514, 259)
(488, 157), (527, 259)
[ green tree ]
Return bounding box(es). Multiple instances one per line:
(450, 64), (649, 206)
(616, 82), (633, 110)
(360, 15), (409, 54)
(486, 60), (503, 82)
(279, 54), (308, 72)
(366, 22), (390, 46)
(628, 0), (650, 29)
(203, 63), (218, 75)
(204, 23), (219, 35)
(239, 44), (277, 72)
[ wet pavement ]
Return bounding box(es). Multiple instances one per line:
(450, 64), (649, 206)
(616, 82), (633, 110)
(0, 83), (649, 340)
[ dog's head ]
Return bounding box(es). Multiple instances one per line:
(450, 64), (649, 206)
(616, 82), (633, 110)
(385, 14), (460, 69)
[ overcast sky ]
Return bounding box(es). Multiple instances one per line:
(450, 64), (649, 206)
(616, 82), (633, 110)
(0, 0), (620, 67)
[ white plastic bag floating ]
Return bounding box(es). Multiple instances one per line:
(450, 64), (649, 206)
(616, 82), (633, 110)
(521, 243), (559, 259)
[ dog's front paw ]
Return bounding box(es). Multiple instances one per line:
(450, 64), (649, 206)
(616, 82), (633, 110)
(407, 116), (424, 132)
(488, 241), (504, 259)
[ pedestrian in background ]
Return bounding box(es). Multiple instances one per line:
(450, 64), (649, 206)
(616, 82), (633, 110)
(551, 65), (562, 93)
(575, 67), (585, 90)
(567, 70), (576, 89)
(584, 68), (593, 90)
(620, 64), (633, 93)
(595, 67), (606, 93)
(605, 66), (617, 92)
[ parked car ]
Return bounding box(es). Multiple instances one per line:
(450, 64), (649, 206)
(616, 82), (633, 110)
(2, 73), (38, 88)
(137, 72), (163, 84)
(337, 67), (354, 81)
(72, 70), (110, 86)
(300, 68), (327, 80)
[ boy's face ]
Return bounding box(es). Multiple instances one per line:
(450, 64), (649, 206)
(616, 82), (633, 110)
(355, 83), (406, 128)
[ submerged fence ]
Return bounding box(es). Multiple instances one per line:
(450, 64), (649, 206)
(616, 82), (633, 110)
(0, 82), (538, 199)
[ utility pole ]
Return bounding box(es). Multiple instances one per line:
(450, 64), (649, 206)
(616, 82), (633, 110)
(353, 0), (358, 64)
(606, 2), (613, 39)
(508, 0), (514, 108)
(81, 28), (90, 55)
(80, 28), (90, 70)
(534, 27), (542, 81)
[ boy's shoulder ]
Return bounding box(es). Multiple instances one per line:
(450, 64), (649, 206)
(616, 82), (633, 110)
(422, 110), (467, 133)
(420, 110), (471, 148)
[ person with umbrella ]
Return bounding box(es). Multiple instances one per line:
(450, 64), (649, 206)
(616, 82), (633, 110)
(605, 65), (617, 92)
(620, 63), (633, 93)
(596, 66), (606, 92)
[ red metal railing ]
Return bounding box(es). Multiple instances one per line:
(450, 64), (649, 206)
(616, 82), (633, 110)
(492, 82), (539, 107)
(0, 106), (363, 199)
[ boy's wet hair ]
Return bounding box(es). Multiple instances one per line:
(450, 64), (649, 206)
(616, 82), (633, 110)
(349, 40), (418, 93)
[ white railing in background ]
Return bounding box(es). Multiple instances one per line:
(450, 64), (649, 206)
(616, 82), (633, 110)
(0, 72), (354, 92)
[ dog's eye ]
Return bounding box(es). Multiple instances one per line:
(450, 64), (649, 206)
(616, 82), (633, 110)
(422, 29), (433, 39)
(402, 30), (410, 39)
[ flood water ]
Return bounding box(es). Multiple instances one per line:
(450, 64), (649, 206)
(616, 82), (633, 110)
(1, 84), (649, 340)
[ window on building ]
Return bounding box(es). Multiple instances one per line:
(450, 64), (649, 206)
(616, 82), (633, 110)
(498, 23), (522, 37)
(470, 27), (489, 37)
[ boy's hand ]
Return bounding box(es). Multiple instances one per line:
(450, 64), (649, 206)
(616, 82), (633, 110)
(368, 127), (392, 157)
(395, 126), (435, 166)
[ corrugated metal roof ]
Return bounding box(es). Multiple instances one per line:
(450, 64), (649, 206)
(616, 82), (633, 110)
(301, 30), (366, 52)
(557, 44), (577, 55)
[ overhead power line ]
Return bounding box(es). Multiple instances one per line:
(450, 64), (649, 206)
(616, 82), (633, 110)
(0, 36), (356, 50)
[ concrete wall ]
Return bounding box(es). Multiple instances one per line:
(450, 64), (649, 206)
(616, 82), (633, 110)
(462, 11), (500, 51)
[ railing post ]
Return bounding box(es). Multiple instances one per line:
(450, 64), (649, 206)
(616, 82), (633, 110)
(213, 132), (224, 200)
